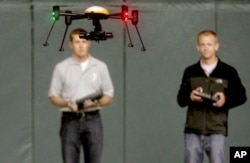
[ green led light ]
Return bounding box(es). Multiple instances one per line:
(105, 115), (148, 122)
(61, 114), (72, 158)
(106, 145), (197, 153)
(52, 6), (60, 21)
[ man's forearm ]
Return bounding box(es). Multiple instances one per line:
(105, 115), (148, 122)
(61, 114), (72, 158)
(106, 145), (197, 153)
(98, 95), (113, 107)
(49, 96), (68, 108)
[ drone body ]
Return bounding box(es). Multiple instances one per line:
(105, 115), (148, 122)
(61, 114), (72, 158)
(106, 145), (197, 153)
(85, 6), (110, 15)
(43, 5), (146, 52)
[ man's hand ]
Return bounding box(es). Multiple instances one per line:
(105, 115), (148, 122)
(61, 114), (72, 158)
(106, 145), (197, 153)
(212, 92), (225, 108)
(190, 87), (203, 102)
(67, 101), (78, 112)
(84, 99), (99, 109)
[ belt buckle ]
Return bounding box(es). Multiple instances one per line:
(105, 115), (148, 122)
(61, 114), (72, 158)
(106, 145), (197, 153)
(77, 111), (85, 117)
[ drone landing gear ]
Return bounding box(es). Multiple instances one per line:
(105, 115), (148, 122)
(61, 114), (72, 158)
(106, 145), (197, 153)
(43, 10), (72, 51)
(125, 24), (146, 51)
(134, 25), (146, 51)
(126, 23), (146, 51)
(131, 10), (146, 51)
(121, 9), (146, 51)
(43, 21), (56, 47)
(59, 24), (69, 51)
(59, 11), (72, 51)
(124, 22), (134, 47)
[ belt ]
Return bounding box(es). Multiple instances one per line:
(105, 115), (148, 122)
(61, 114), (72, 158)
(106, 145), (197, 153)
(62, 110), (99, 118)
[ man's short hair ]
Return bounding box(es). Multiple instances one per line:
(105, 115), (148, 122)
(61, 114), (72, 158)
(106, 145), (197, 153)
(197, 30), (218, 43)
(69, 28), (88, 42)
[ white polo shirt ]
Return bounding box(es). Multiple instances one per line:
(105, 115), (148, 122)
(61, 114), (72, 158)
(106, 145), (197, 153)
(48, 55), (114, 111)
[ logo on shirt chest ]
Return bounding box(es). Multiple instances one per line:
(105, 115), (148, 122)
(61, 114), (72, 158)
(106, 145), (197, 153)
(215, 78), (223, 84)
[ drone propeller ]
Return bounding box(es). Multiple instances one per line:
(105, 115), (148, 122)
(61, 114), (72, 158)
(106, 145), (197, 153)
(106, 2), (138, 9)
(107, 3), (153, 13)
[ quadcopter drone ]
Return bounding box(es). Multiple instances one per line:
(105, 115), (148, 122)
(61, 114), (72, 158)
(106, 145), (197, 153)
(43, 5), (146, 51)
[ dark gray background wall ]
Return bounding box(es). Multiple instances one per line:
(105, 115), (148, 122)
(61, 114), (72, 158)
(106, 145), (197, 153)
(0, 0), (250, 163)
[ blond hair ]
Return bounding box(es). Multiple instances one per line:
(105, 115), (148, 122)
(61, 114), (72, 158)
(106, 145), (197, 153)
(69, 28), (87, 42)
(197, 30), (218, 43)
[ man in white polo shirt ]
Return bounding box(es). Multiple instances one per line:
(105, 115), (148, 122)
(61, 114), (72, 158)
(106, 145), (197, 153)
(48, 28), (114, 163)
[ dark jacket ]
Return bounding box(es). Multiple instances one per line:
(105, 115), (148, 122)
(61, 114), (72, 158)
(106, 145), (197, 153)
(177, 59), (247, 135)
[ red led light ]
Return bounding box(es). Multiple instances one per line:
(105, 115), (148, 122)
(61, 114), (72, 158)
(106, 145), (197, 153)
(122, 5), (129, 22)
(124, 12), (128, 21)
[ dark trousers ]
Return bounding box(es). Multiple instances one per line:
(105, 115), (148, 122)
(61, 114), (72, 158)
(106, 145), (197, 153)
(60, 111), (103, 163)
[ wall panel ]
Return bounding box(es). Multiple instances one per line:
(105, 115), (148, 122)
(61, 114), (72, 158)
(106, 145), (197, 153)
(0, 4), (32, 163)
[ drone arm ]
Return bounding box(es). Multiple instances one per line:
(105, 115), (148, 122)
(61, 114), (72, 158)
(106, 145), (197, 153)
(108, 12), (122, 18)
(107, 16), (119, 19)
(69, 14), (88, 20)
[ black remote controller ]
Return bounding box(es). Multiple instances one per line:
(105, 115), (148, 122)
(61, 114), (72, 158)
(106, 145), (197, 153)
(76, 93), (103, 111)
(197, 92), (219, 102)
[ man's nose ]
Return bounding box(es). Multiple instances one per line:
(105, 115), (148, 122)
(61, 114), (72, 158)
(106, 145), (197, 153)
(79, 43), (84, 48)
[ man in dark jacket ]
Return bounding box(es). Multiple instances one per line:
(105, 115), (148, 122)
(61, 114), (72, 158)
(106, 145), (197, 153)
(177, 30), (247, 163)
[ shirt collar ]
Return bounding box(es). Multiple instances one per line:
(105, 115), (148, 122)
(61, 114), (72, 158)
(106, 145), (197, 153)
(69, 54), (97, 67)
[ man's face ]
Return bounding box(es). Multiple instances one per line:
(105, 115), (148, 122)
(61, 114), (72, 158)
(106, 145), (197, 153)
(197, 34), (219, 60)
(70, 34), (90, 58)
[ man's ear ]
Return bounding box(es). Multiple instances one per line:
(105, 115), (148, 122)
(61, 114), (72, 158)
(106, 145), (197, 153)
(196, 44), (200, 52)
(215, 43), (219, 51)
(69, 41), (73, 49)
